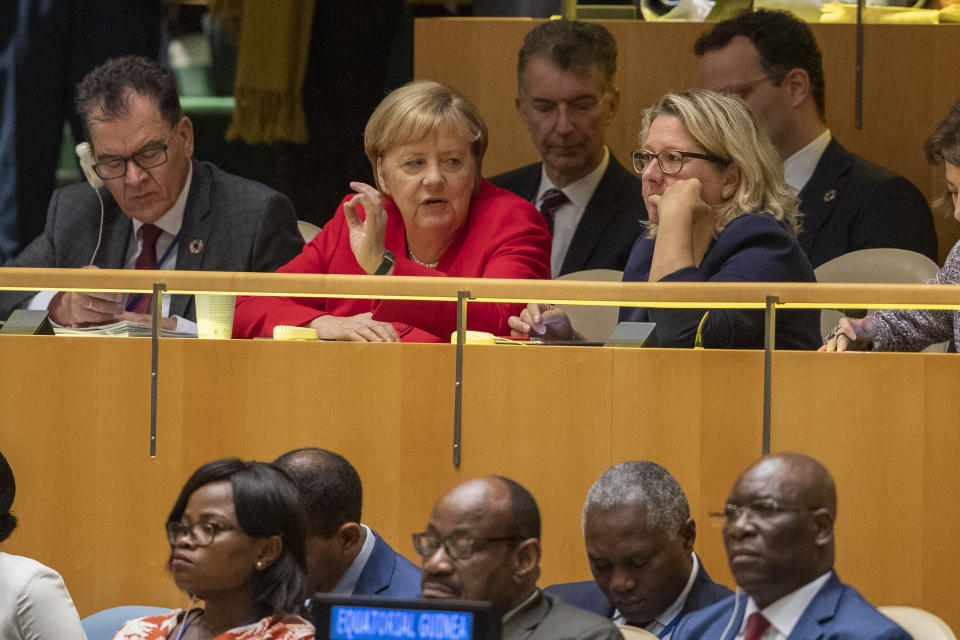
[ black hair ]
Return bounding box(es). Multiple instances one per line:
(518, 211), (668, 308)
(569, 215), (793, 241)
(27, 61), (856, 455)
(517, 20), (617, 94)
(494, 476), (541, 540)
(273, 448), (362, 538)
(75, 55), (184, 139)
(0, 451), (17, 542)
(925, 100), (960, 167)
(168, 458), (307, 618)
(694, 9), (826, 120)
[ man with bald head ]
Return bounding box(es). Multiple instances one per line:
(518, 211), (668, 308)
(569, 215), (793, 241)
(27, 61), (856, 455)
(672, 453), (908, 640)
(546, 461), (730, 637)
(416, 476), (622, 640)
(274, 447), (419, 598)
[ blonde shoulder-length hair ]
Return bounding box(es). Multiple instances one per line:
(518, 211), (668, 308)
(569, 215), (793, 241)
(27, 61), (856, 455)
(639, 90), (799, 238)
(364, 79), (488, 189)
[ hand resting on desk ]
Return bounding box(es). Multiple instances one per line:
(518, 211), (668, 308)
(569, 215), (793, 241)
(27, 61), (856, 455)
(508, 303), (576, 341)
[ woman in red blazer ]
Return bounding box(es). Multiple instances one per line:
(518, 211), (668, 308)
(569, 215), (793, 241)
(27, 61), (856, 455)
(234, 80), (551, 342)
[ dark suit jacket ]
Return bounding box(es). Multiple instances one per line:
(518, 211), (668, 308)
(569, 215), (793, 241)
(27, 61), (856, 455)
(672, 572), (909, 640)
(798, 138), (937, 269)
(619, 213), (821, 350)
(503, 591), (623, 640)
(353, 530), (421, 598)
(490, 154), (646, 276)
(544, 558), (732, 624)
(0, 159), (303, 321)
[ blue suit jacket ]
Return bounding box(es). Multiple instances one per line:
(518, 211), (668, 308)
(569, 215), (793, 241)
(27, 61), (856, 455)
(544, 559), (732, 624)
(619, 213), (821, 350)
(490, 154), (646, 276)
(353, 530), (421, 598)
(672, 573), (909, 640)
(797, 138), (937, 269)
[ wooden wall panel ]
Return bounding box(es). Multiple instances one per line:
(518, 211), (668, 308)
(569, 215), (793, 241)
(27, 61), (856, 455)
(2, 336), (959, 632)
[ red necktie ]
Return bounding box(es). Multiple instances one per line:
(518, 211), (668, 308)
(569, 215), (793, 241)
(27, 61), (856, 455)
(131, 224), (162, 314)
(539, 188), (568, 236)
(744, 612), (771, 640)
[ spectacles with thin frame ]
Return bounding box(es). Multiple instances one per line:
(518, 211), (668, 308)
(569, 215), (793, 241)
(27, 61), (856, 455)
(166, 520), (238, 547)
(412, 531), (523, 560)
(92, 129), (176, 180)
(718, 73), (786, 100)
(708, 498), (818, 524)
(632, 149), (728, 175)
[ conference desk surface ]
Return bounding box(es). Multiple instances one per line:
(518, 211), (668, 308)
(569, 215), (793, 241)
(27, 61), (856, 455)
(1, 335), (957, 629)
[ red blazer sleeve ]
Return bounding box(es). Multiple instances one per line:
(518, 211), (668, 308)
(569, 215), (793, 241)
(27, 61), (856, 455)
(372, 181), (551, 338)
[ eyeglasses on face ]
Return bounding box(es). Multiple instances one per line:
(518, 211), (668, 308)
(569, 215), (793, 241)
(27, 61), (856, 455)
(166, 520), (237, 547)
(709, 498), (817, 524)
(718, 73), (786, 99)
(632, 149), (728, 175)
(92, 129), (176, 180)
(412, 530), (523, 560)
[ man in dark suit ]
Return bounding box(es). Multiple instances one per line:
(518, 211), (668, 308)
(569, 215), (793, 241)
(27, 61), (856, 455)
(672, 453), (908, 640)
(490, 20), (645, 278)
(0, 56), (303, 330)
(546, 461), (731, 638)
(417, 476), (621, 640)
(695, 10), (937, 269)
(274, 448), (420, 599)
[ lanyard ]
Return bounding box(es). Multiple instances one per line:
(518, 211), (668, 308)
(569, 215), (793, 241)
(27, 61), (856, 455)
(124, 229), (182, 312)
(657, 612), (682, 639)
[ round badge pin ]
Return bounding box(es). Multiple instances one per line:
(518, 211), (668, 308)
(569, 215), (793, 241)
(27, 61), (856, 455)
(823, 189), (837, 202)
(189, 239), (203, 254)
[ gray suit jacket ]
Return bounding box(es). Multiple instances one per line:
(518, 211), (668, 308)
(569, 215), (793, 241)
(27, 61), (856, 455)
(503, 591), (623, 640)
(490, 154), (646, 276)
(0, 159), (303, 321)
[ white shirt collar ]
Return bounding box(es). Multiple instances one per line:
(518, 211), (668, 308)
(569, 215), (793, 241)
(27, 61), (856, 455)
(535, 146), (610, 211)
(740, 570), (833, 639)
(131, 161), (193, 237)
(502, 588), (541, 624)
(784, 129), (831, 193)
(330, 524), (376, 595)
(612, 552), (698, 637)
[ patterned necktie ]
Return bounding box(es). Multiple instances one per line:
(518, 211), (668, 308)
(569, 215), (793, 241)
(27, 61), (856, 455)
(131, 224), (162, 314)
(744, 612), (771, 640)
(539, 188), (568, 236)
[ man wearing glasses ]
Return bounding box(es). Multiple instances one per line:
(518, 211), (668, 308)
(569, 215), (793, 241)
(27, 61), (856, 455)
(416, 476), (622, 640)
(694, 10), (936, 269)
(491, 20), (645, 278)
(672, 453), (909, 640)
(0, 56), (303, 332)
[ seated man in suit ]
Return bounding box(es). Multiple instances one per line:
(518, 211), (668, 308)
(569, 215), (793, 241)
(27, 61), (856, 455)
(274, 447), (420, 598)
(491, 20), (645, 278)
(0, 55), (303, 332)
(417, 476), (622, 640)
(695, 10), (937, 269)
(673, 453), (908, 640)
(546, 461), (731, 638)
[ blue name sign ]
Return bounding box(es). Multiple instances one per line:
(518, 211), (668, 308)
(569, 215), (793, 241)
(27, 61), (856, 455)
(330, 605), (474, 640)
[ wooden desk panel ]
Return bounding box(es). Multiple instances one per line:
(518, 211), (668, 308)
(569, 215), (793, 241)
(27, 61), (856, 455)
(1, 336), (958, 632)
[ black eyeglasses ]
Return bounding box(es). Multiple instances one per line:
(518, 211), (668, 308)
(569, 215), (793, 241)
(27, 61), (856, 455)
(166, 520), (238, 547)
(718, 73), (786, 100)
(632, 149), (728, 175)
(709, 498), (817, 524)
(92, 130), (175, 180)
(412, 531), (523, 560)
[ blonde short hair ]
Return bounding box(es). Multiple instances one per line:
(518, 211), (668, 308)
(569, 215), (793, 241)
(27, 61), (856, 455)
(364, 80), (488, 188)
(639, 90), (799, 237)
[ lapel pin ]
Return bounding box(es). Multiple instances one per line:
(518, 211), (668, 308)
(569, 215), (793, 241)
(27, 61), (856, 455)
(823, 189), (837, 202)
(189, 239), (203, 254)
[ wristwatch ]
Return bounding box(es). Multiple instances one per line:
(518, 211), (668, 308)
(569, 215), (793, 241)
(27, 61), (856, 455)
(374, 249), (396, 275)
